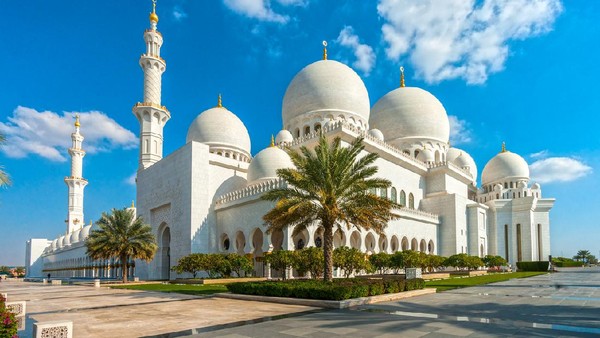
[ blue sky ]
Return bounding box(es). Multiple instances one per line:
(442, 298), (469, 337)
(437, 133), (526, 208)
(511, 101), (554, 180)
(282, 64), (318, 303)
(1, 0), (598, 265)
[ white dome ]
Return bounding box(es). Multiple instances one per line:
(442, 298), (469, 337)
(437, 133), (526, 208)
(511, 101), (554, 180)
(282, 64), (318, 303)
(275, 130), (293, 145)
(368, 129), (384, 141)
(80, 224), (92, 242)
(247, 146), (295, 184)
(186, 106), (251, 157)
(370, 87), (450, 145)
(51, 239), (58, 250)
(70, 229), (81, 244)
(482, 151), (529, 185)
(417, 148), (434, 163)
(531, 182), (541, 190)
(58, 236), (65, 248)
(282, 60), (370, 128)
(447, 148), (478, 182)
(63, 234), (71, 246)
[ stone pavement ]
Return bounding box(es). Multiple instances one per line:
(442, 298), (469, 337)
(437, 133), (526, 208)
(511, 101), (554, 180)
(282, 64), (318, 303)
(191, 267), (600, 338)
(2, 267), (599, 337)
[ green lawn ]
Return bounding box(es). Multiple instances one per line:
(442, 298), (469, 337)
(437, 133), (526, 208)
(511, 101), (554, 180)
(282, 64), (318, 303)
(110, 283), (228, 296)
(425, 272), (547, 291)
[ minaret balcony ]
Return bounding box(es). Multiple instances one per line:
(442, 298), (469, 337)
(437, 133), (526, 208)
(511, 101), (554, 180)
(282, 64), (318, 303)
(133, 102), (169, 113)
(140, 53), (166, 64)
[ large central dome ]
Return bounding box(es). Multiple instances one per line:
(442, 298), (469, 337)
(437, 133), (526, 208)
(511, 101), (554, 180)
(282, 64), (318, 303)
(370, 87), (450, 144)
(282, 60), (370, 131)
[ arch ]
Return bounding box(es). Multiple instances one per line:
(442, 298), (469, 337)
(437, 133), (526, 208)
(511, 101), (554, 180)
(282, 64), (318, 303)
(428, 240), (435, 254)
(380, 188), (388, 199)
(333, 229), (345, 249)
(158, 224), (170, 280)
(401, 237), (409, 251)
(350, 231), (361, 249)
(414, 150), (420, 158)
(304, 125), (311, 135)
(271, 228), (284, 250)
(314, 227), (324, 248)
(391, 187), (397, 203)
(411, 238), (418, 251)
(235, 230), (246, 255)
(295, 128), (300, 138)
(419, 239), (426, 253)
(378, 234), (388, 253)
(434, 150), (440, 163)
(314, 123), (322, 133)
(292, 226), (308, 250)
(251, 228), (264, 277)
(409, 193), (415, 209)
(220, 233), (230, 252)
(390, 235), (399, 252)
(365, 232), (376, 253)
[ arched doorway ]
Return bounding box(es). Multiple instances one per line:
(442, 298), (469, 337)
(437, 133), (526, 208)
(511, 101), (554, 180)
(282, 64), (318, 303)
(401, 236), (409, 251)
(159, 224), (171, 280)
(251, 228), (264, 277)
(391, 235), (399, 252)
(333, 229), (345, 248)
(350, 231), (361, 249)
(365, 233), (376, 253)
(411, 238), (418, 251)
(235, 231), (246, 255)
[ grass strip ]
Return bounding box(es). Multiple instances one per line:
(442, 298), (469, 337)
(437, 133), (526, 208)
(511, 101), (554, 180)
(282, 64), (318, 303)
(425, 271), (547, 291)
(110, 283), (228, 296)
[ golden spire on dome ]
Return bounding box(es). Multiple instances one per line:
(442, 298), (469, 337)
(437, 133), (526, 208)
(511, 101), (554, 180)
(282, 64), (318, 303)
(270, 135), (275, 147)
(74, 114), (81, 128)
(131, 200), (135, 208)
(322, 41), (328, 60)
(217, 94), (223, 108)
(400, 66), (406, 88)
(501, 141), (506, 153)
(149, 0), (159, 23)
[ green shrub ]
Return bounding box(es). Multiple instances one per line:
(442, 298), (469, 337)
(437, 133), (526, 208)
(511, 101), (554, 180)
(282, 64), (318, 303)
(405, 278), (424, 291)
(554, 261), (584, 267)
(264, 250), (296, 280)
(226, 277), (425, 300)
(369, 253), (392, 274)
(333, 247), (372, 278)
(294, 247), (324, 279)
(0, 294), (18, 338)
(516, 261), (549, 271)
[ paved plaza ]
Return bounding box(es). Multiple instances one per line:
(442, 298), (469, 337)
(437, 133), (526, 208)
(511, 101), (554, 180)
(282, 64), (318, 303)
(2, 267), (599, 337)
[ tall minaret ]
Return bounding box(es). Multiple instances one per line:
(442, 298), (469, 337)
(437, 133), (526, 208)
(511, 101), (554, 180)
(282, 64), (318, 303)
(64, 114), (88, 234)
(133, 0), (170, 170)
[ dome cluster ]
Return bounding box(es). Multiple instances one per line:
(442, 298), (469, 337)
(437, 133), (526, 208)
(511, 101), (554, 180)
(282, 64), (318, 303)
(51, 224), (93, 251)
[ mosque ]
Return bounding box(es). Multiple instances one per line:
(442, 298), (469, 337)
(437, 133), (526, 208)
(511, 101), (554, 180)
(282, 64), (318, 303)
(25, 3), (555, 279)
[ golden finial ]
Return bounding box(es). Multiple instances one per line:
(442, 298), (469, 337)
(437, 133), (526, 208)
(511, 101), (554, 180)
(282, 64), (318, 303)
(149, 0), (159, 23)
(501, 141), (506, 153)
(322, 41), (328, 60)
(217, 94), (223, 108)
(400, 66), (406, 88)
(74, 114), (81, 128)
(131, 200), (135, 208)
(89, 220), (92, 226)
(270, 135), (275, 147)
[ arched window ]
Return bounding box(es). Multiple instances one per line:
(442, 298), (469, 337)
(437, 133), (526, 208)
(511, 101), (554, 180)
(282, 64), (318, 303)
(409, 193), (415, 209)
(295, 128), (300, 138)
(314, 123), (321, 133)
(504, 182), (508, 189)
(510, 182), (514, 188)
(414, 150), (420, 158)
(380, 188), (387, 199)
(304, 126), (310, 135)
(391, 187), (397, 203)
(400, 190), (406, 207)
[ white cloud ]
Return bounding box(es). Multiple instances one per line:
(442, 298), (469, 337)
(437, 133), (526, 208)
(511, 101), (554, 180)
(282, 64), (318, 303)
(448, 115), (472, 145)
(172, 6), (188, 21)
(377, 0), (563, 84)
(125, 172), (137, 186)
(530, 149), (549, 159)
(530, 157), (592, 184)
(336, 26), (376, 76)
(223, 0), (289, 23)
(0, 106), (138, 162)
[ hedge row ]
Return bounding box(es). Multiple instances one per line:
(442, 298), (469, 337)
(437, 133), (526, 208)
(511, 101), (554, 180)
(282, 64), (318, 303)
(553, 261), (583, 267)
(225, 278), (425, 301)
(516, 261), (550, 271)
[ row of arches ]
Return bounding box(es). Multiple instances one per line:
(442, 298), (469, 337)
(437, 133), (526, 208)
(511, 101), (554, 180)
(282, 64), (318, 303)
(42, 256), (135, 279)
(289, 113), (367, 138)
(375, 187), (416, 209)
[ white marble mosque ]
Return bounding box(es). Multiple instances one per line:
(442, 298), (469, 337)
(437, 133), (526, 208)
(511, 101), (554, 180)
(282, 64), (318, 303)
(25, 2), (555, 279)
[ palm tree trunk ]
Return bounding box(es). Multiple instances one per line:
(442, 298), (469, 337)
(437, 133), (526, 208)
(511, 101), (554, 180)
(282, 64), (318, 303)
(121, 255), (129, 283)
(323, 223), (334, 281)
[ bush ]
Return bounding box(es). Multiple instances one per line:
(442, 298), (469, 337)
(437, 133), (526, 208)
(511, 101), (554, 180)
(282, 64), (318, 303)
(483, 255), (508, 268)
(369, 253), (392, 274)
(171, 253), (254, 279)
(264, 250), (296, 280)
(333, 247), (372, 278)
(516, 261), (549, 271)
(294, 247), (324, 279)
(0, 294), (18, 338)
(552, 257), (584, 267)
(226, 277), (425, 301)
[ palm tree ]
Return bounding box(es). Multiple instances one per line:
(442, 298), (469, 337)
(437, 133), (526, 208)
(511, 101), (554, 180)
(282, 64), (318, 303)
(574, 250), (591, 264)
(262, 134), (398, 281)
(0, 132), (11, 188)
(86, 208), (157, 283)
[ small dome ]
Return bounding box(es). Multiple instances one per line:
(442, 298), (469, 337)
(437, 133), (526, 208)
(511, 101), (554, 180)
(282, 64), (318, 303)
(247, 146), (295, 184)
(63, 234), (71, 246)
(417, 148), (434, 163)
(531, 182), (540, 190)
(370, 87), (449, 145)
(187, 106), (251, 158)
(51, 239), (58, 250)
(275, 130), (293, 145)
(80, 224), (93, 242)
(70, 229), (81, 244)
(58, 236), (65, 249)
(282, 60), (370, 128)
(482, 150), (529, 185)
(447, 148), (478, 182)
(368, 129), (384, 141)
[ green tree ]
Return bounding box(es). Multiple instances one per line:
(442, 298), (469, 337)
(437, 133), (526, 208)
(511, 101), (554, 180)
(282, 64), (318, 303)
(172, 253), (206, 278)
(465, 255), (484, 271)
(369, 252), (392, 274)
(402, 250), (423, 268)
(225, 253), (254, 277)
(264, 250), (296, 280)
(390, 251), (405, 273)
(294, 247), (324, 279)
(86, 208), (157, 283)
(444, 253), (469, 270)
(0, 132), (10, 188)
(333, 246), (371, 278)
(482, 255), (507, 269)
(423, 254), (446, 272)
(574, 250), (592, 264)
(262, 135), (398, 281)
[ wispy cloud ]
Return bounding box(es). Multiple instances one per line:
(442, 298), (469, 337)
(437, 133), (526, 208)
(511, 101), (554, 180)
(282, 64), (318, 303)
(336, 26), (376, 76)
(125, 172), (137, 186)
(0, 106), (137, 162)
(172, 6), (188, 21)
(377, 0), (563, 84)
(530, 157), (592, 184)
(530, 149), (549, 159)
(222, 0), (309, 23)
(448, 115), (472, 145)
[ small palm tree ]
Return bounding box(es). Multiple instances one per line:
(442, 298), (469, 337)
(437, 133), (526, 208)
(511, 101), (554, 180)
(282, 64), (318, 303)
(575, 250), (591, 264)
(0, 133), (11, 188)
(86, 208), (157, 283)
(263, 134), (398, 281)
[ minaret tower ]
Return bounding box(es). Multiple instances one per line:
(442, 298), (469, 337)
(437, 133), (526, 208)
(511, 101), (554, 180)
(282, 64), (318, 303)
(64, 115), (88, 234)
(133, 0), (170, 170)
